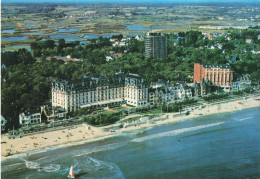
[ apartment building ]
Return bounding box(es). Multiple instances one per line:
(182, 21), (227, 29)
(145, 32), (167, 59)
(19, 112), (41, 126)
(194, 63), (233, 90)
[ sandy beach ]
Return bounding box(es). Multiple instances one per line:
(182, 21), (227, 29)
(1, 96), (259, 160)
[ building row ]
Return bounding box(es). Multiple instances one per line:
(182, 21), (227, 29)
(18, 63), (252, 126)
(52, 72), (195, 112)
(19, 106), (67, 126)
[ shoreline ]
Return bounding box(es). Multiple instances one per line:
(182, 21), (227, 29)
(1, 96), (259, 160)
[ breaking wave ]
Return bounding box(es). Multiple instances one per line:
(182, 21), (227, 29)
(131, 122), (225, 143)
(25, 161), (40, 169)
(71, 156), (125, 179)
(43, 164), (61, 172)
(71, 141), (128, 158)
(25, 160), (60, 173)
(238, 117), (253, 121)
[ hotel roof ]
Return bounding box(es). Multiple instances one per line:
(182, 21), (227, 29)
(203, 64), (231, 69)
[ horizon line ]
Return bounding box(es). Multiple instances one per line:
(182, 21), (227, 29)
(2, 0), (260, 4)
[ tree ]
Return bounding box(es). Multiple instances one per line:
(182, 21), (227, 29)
(30, 42), (41, 50)
(112, 34), (123, 41)
(17, 48), (36, 64)
(41, 55), (47, 62)
(128, 39), (144, 53)
(1, 51), (18, 67)
(42, 40), (55, 49)
(58, 38), (66, 48)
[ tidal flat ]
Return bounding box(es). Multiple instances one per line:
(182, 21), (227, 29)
(2, 3), (259, 50)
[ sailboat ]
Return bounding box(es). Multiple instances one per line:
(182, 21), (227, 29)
(68, 166), (75, 178)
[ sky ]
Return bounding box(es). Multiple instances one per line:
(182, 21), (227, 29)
(2, 0), (260, 3)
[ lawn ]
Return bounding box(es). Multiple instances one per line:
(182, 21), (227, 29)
(141, 109), (162, 115)
(120, 116), (140, 123)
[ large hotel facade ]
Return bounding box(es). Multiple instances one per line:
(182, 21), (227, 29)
(194, 63), (233, 90)
(52, 72), (149, 111)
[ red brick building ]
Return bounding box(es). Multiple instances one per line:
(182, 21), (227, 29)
(194, 63), (233, 89)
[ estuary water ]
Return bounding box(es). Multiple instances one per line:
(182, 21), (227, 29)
(2, 107), (260, 179)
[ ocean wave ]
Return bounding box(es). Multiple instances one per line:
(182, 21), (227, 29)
(238, 117), (253, 121)
(131, 122), (225, 143)
(89, 157), (108, 169)
(71, 141), (128, 158)
(0, 162), (25, 173)
(43, 164), (61, 172)
(25, 160), (61, 173)
(25, 161), (40, 169)
(84, 157), (125, 178)
(64, 156), (124, 178)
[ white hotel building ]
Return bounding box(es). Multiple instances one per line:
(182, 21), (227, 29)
(52, 72), (149, 111)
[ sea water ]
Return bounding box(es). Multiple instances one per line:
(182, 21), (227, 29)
(2, 107), (260, 179)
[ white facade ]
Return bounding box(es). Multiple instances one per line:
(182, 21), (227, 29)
(124, 86), (148, 106)
(19, 113), (41, 126)
(168, 84), (192, 100)
(52, 73), (149, 111)
(232, 74), (251, 91)
(149, 84), (192, 105)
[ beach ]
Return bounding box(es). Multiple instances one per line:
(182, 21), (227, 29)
(1, 96), (259, 159)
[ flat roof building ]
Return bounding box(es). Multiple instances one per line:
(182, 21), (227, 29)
(194, 63), (233, 90)
(145, 32), (167, 59)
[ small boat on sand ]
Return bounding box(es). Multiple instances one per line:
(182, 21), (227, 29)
(68, 166), (75, 178)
